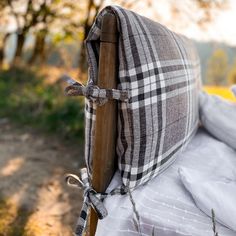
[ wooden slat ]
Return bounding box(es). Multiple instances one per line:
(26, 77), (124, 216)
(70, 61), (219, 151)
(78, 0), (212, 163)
(89, 13), (118, 236)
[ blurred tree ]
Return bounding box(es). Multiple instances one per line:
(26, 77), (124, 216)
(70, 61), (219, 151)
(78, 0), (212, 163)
(0, 0), (230, 70)
(0, 0), (10, 68)
(27, 2), (50, 65)
(78, 0), (104, 75)
(4, 0), (51, 64)
(2, 0), (54, 64)
(171, 0), (228, 28)
(227, 60), (236, 85)
(0, 0), (81, 66)
(0, 33), (10, 69)
(28, 0), (82, 65)
(28, 29), (47, 65)
(206, 48), (228, 85)
(27, 1), (56, 65)
(195, 0), (228, 26)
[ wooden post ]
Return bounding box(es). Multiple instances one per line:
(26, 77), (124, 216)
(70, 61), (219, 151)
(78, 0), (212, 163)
(89, 13), (118, 236)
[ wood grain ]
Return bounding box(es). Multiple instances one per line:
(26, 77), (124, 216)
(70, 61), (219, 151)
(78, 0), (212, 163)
(89, 13), (118, 236)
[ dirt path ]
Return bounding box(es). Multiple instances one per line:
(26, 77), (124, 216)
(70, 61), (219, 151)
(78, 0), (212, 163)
(0, 120), (84, 236)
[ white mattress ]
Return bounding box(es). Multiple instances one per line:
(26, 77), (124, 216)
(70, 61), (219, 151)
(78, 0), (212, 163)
(95, 129), (236, 236)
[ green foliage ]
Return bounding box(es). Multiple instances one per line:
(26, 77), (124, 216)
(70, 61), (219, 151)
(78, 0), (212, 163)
(0, 67), (84, 140)
(227, 59), (236, 85)
(52, 32), (74, 45)
(206, 48), (228, 85)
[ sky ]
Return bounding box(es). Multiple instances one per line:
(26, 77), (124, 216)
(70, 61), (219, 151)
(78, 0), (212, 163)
(180, 0), (236, 46)
(2, 0), (236, 46)
(121, 0), (236, 46)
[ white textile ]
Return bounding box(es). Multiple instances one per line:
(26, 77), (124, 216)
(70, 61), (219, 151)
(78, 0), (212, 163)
(96, 129), (236, 236)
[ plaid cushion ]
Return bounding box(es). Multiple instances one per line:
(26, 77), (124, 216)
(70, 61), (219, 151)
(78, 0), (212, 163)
(85, 6), (201, 190)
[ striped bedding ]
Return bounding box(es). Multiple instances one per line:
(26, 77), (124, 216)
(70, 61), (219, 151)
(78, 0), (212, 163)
(95, 129), (236, 236)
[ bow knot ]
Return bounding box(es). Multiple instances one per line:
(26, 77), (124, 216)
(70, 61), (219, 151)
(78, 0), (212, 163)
(64, 77), (129, 106)
(65, 168), (108, 236)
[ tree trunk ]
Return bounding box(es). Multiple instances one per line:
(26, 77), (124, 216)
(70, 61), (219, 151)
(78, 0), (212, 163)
(0, 46), (4, 69)
(78, 41), (87, 75)
(28, 31), (46, 65)
(78, 0), (104, 79)
(0, 47), (4, 69)
(78, 0), (96, 77)
(12, 33), (26, 65)
(0, 33), (10, 68)
(78, 8), (91, 75)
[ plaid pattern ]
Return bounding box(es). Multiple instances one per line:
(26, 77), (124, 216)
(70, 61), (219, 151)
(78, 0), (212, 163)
(85, 5), (201, 189)
(65, 169), (107, 235)
(65, 81), (129, 105)
(65, 169), (126, 236)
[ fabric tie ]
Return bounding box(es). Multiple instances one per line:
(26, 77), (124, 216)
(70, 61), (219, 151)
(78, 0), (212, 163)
(64, 77), (129, 106)
(65, 168), (108, 236)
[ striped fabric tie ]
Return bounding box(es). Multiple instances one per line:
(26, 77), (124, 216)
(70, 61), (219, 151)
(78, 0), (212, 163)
(65, 168), (108, 236)
(64, 77), (129, 106)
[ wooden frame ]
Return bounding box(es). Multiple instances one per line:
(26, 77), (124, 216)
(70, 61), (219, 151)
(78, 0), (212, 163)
(89, 13), (118, 236)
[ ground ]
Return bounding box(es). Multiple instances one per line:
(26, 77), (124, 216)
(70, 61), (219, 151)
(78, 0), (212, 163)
(0, 120), (84, 236)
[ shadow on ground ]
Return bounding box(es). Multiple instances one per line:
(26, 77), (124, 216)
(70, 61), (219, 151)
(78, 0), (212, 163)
(0, 120), (84, 236)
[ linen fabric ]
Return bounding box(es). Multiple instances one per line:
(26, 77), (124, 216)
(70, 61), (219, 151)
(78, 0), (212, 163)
(85, 5), (201, 189)
(95, 129), (236, 236)
(179, 166), (236, 232)
(199, 90), (236, 150)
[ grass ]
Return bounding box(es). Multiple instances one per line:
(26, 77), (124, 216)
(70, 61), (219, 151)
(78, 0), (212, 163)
(0, 66), (84, 140)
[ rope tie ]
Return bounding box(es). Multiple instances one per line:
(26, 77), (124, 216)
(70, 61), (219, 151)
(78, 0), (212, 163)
(65, 77), (129, 106)
(65, 168), (108, 236)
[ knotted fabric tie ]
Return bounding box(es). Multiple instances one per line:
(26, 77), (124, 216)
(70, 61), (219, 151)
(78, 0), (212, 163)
(65, 168), (128, 236)
(65, 168), (108, 236)
(65, 78), (129, 106)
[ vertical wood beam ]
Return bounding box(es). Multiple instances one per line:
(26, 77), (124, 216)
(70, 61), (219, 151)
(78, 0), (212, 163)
(89, 13), (118, 236)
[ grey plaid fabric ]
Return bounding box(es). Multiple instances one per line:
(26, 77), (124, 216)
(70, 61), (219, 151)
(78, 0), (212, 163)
(65, 169), (107, 235)
(85, 5), (201, 189)
(65, 168), (126, 236)
(66, 5), (201, 236)
(65, 81), (129, 105)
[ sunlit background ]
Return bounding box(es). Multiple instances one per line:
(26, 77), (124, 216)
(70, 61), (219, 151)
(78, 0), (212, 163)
(0, 0), (236, 235)
(1, 0), (236, 86)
